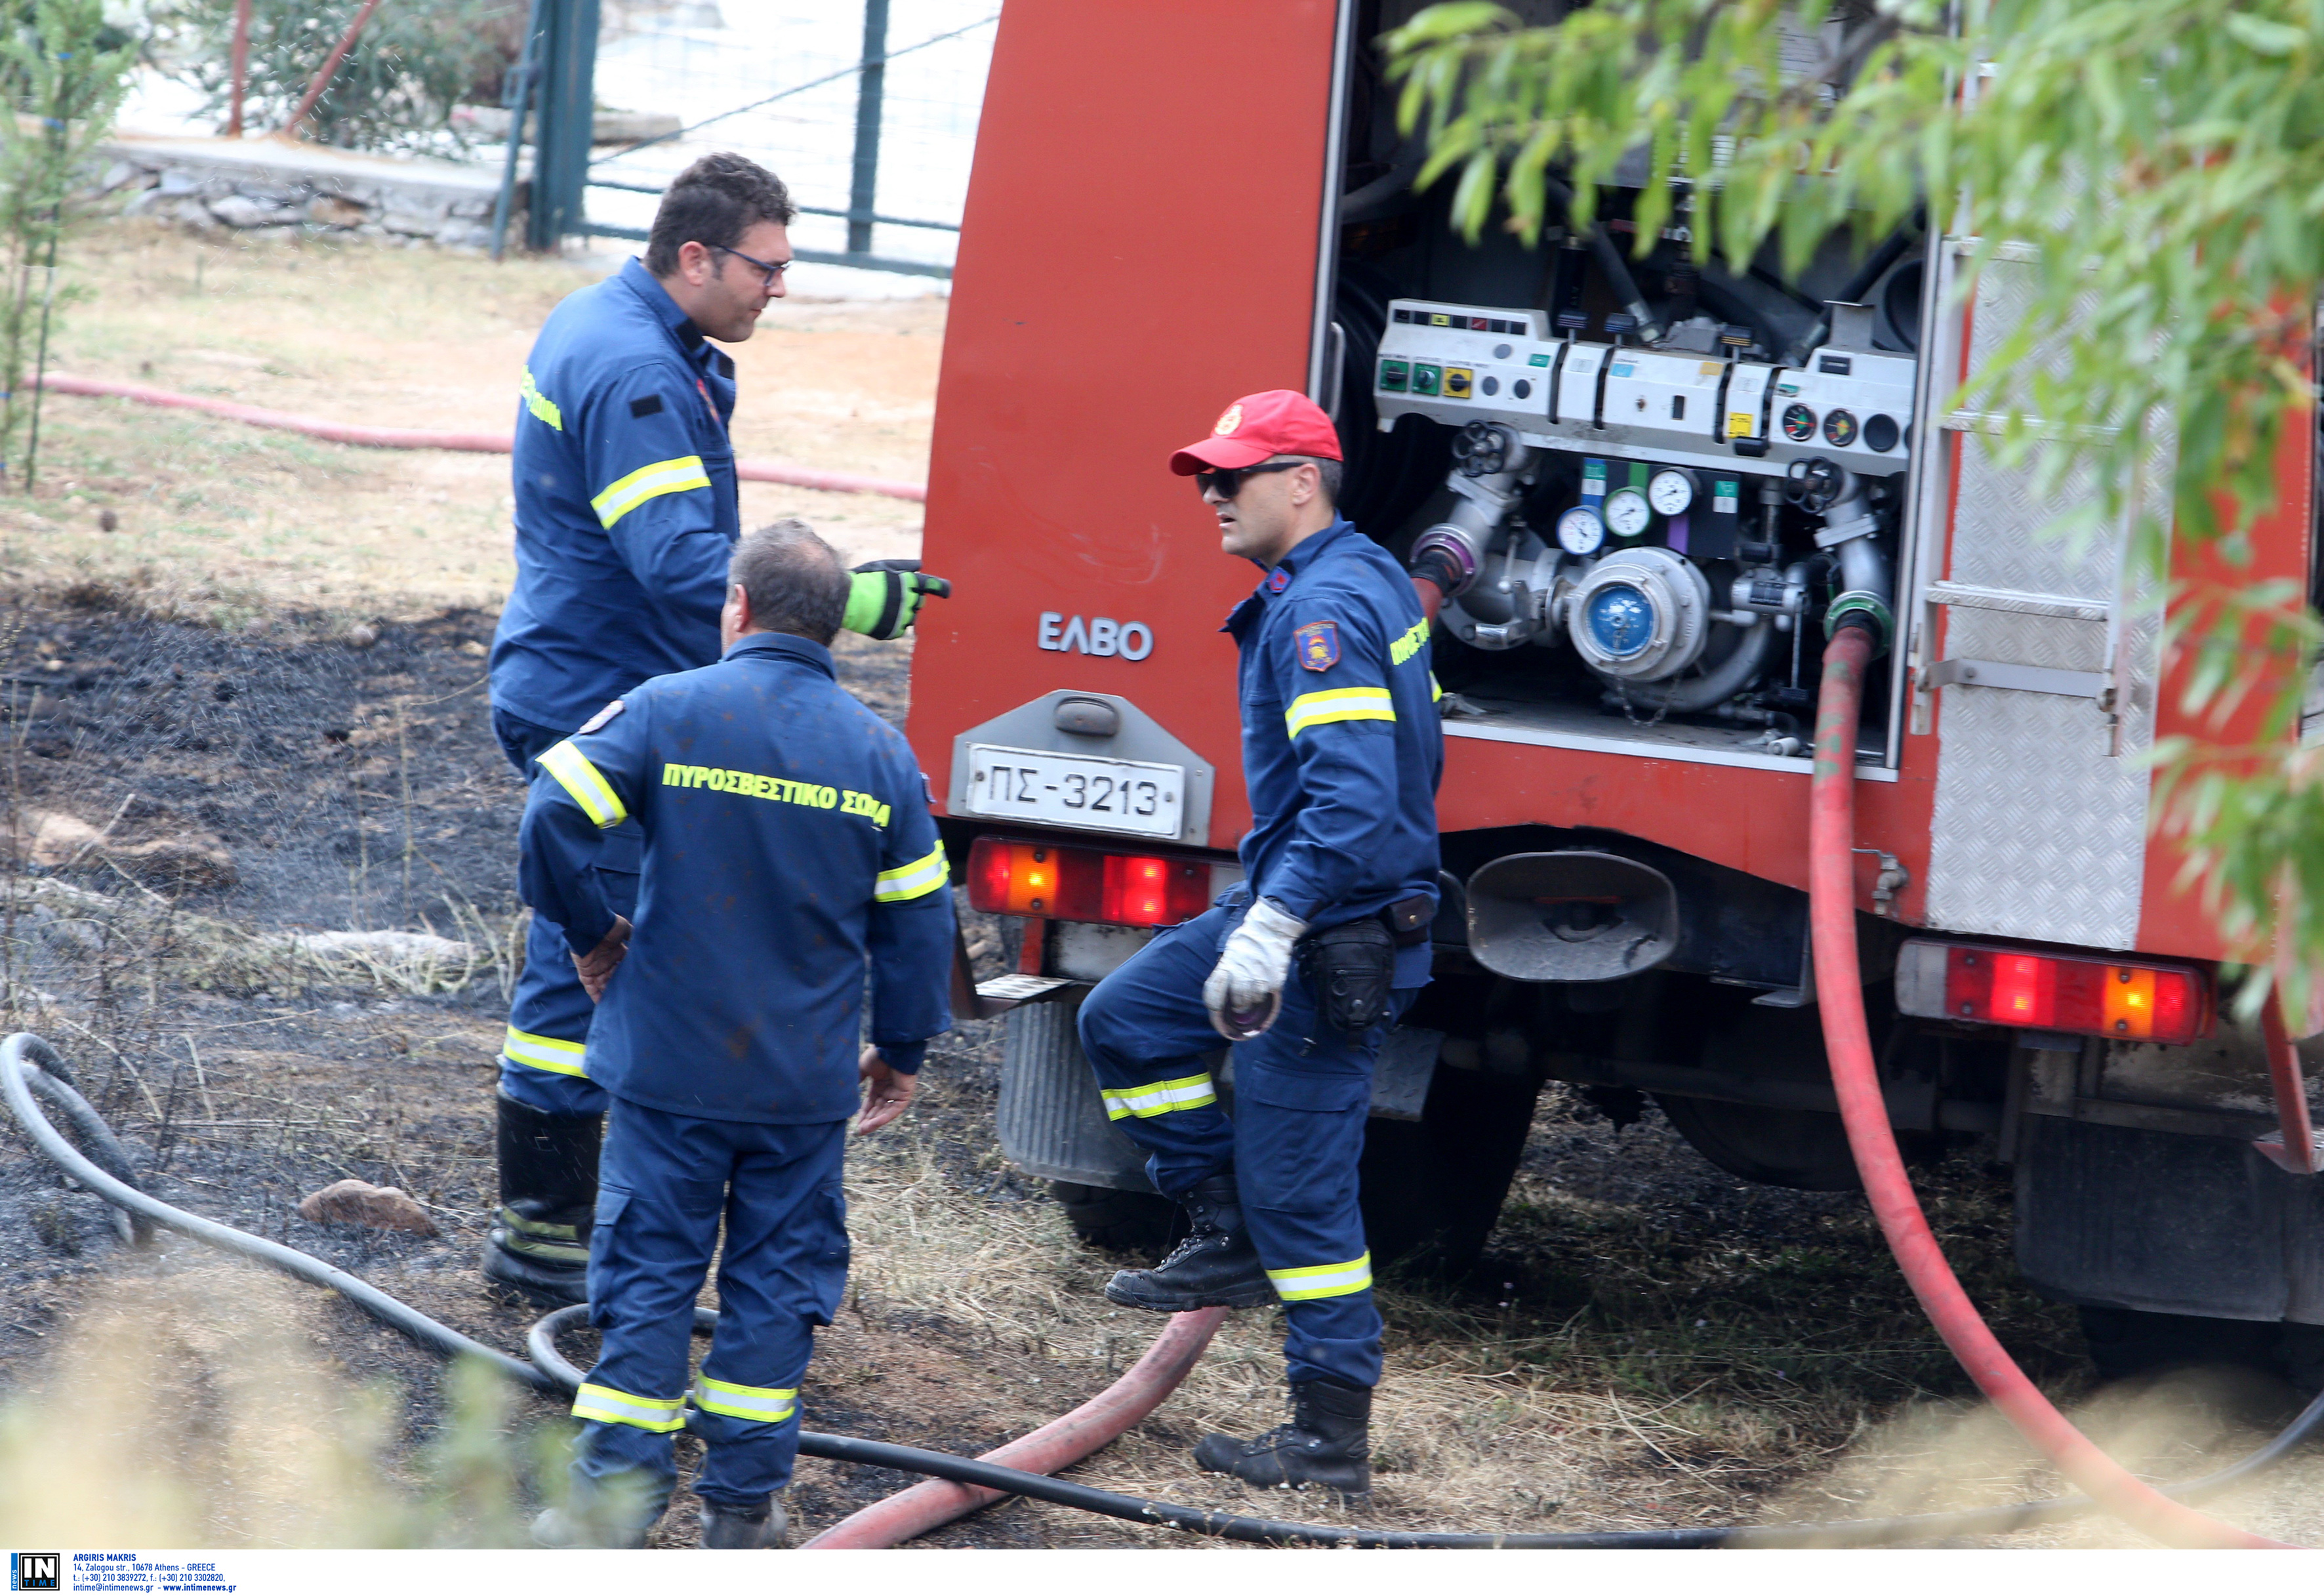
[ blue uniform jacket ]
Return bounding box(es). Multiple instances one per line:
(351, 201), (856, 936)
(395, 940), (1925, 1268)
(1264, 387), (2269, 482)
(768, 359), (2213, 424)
(491, 257), (741, 735)
(517, 632), (956, 1125)
(1227, 518), (1443, 983)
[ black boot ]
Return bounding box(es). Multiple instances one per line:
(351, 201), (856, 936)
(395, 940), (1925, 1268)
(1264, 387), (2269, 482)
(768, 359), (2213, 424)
(699, 1494), (788, 1549)
(1103, 1174), (1273, 1311)
(481, 1091), (600, 1306)
(1193, 1377), (1372, 1496)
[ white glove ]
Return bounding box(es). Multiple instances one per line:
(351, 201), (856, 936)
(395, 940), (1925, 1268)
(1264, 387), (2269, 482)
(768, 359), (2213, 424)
(1203, 898), (1309, 1041)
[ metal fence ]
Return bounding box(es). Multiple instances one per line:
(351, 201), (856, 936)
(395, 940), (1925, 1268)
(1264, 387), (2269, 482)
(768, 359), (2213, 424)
(513, 0), (994, 281)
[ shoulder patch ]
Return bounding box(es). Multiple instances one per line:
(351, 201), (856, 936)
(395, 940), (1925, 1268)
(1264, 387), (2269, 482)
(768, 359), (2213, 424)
(1294, 620), (1341, 672)
(628, 393), (664, 419)
(1266, 567), (1290, 594)
(577, 699), (625, 735)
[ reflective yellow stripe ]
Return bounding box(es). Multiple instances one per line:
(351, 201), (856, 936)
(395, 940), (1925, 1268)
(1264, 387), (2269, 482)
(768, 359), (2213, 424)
(1431, 673), (1443, 703)
(1284, 687), (1396, 737)
(694, 1376), (798, 1424)
(572, 1383), (687, 1433)
(591, 454), (711, 529)
(1267, 1253), (1373, 1302)
(874, 844), (948, 903)
(520, 366), (562, 430)
(502, 1025), (588, 1078)
(1100, 1072), (1217, 1121)
(538, 740), (628, 829)
(495, 1206), (589, 1263)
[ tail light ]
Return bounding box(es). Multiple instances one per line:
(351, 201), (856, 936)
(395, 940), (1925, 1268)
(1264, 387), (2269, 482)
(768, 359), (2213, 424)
(1895, 939), (2212, 1045)
(967, 837), (1213, 928)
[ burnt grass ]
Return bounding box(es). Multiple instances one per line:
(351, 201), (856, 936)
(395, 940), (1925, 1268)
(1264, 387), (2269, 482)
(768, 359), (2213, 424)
(0, 581), (2151, 1547)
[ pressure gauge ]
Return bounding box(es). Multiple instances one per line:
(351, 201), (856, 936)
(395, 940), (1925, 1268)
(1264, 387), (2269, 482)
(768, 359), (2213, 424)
(1647, 467), (1696, 517)
(1555, 504), (1606, 556)
(1604, 486), (1652, 539)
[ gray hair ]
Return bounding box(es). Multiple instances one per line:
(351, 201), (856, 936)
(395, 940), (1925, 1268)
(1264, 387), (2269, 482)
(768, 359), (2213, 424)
(730, 519), (848, 645)
(1276, 453), (1343, 508)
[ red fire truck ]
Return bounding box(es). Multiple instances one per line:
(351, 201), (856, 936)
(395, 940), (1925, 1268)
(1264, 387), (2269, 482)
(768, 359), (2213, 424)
(905, 0), (2322, 1375)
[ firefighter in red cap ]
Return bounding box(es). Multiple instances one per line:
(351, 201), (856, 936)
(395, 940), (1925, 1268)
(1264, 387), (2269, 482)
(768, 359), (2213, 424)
(1076, 388), (1443, 1496)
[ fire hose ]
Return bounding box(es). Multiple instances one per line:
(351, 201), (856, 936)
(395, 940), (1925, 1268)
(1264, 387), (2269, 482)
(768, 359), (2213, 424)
(6, 1028), (2321, 1547)
(31, 374), (929, 504)
(1806, 620), (2292, 1549)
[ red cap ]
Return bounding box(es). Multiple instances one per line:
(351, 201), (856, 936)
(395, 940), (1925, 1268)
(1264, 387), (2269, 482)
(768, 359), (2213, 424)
(1168, 389), (1343, 476)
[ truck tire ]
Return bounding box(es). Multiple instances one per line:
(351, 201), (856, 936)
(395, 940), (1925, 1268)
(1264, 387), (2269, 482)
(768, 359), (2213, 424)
(1358, 1065), (1541, 1279)
(1654, 1092), (1864, 1192)
(1048, 1180), (1182, 1254)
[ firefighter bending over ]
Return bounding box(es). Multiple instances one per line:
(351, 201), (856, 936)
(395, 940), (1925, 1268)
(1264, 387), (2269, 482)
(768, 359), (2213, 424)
(1077, 390), (1443, 1496)
(484, 152), (948, 1307)
(519, 522), (954, 1548)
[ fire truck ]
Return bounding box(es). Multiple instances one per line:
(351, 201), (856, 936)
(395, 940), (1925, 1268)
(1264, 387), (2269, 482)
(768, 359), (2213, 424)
(905, 0), (2323, 1375)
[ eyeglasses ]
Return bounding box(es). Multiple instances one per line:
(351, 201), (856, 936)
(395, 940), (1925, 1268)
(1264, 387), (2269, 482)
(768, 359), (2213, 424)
(709, 243), (792, 291)
(1194, 460), (1303, 499)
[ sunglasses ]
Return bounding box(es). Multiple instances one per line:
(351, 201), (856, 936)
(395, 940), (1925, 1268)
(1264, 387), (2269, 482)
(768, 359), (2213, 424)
(1194, 460), (1303, 499)
(710, 243), (792, 291)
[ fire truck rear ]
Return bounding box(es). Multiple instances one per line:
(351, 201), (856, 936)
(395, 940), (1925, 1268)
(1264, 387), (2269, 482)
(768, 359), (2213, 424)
(905, 0), (2324, 1373)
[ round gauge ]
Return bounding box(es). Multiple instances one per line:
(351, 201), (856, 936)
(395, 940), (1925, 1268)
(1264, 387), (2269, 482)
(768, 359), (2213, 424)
(1781, 403), (1818, 442)
(1555, 504), (1606, 556)
(1604, 486), (1652, 539)
(1647, 468), (1696, 517)
(1822, 408), (1858, 447)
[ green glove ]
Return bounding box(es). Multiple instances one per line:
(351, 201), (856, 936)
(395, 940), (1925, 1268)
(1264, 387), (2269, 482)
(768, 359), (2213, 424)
(844, 560), (951, 640)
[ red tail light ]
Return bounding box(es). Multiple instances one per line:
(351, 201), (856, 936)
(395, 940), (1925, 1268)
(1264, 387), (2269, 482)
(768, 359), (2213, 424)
(968, 837), (1212, 928)
(1897, 939), (2212, 1044)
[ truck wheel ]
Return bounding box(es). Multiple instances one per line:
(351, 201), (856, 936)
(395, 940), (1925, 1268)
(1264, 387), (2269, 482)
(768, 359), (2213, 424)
(2077, 1305), (2284, 1383)
(1048, 1180), (1182, 1254)
(1654, 1092), (1864, 1192)
(1358, 1065), (1541, 1279)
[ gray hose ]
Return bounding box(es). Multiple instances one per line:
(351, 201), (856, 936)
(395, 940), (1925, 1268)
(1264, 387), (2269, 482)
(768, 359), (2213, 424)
(1607, 618), (1778, 714)
(0, 1032), (558, 1393)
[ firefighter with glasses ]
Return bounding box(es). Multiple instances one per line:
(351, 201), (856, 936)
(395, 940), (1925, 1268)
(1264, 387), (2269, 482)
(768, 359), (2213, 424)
(485, 153), (947, 1305)
(521, 522), (953, 1549)
(1076, 389), (1444, 1497)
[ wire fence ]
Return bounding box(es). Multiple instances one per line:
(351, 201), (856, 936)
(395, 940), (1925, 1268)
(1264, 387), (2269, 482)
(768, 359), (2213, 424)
(584, 0), (996, 282)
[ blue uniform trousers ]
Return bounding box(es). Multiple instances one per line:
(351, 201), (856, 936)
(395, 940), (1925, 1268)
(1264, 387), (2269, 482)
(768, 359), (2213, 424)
(1077, 901), (1407, 1389)
(570, 1097), (849, 1517)
(495, 708), (625, 1118)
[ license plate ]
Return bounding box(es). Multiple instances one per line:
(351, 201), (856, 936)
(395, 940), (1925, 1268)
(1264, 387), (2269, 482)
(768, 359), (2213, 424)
(962, 745), (1185, 839)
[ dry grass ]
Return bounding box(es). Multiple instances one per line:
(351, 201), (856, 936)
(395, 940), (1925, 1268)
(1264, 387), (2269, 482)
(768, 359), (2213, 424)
(0, 216), (935, 614)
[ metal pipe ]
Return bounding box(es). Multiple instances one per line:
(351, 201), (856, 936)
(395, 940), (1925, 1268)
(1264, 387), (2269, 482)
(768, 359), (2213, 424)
(2260, 997), (2318, 1174)
(491, 0), (546, 262)
(847, 0), (889, 258)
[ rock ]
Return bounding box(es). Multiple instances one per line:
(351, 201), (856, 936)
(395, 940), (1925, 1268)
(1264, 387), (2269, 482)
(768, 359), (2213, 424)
(345, 623), (378, 648)
(297, 1179), (438, 1235)
(98, 508), (117, 532)
(306, 194), (369, 228)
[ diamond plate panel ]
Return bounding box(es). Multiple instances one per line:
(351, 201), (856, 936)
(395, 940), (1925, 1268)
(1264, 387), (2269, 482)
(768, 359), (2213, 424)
(1924, 239), (2172, 950)
(1925, 686), (2148, 948)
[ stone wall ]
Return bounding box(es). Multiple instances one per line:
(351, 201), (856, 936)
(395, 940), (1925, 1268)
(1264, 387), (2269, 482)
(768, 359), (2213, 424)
(94, 135), (523, 251)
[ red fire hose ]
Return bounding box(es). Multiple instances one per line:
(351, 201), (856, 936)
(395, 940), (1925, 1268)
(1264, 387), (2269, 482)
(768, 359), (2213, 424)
(1810, 622), (2291, 1549)
(33, 373), (929, 502)
(802, 1306), (1228, 1548)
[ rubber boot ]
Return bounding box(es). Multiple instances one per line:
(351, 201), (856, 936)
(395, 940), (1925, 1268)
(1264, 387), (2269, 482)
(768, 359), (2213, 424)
(481, 1091), (600, 1306)
(529, 1504), (652, 1550)
(699, 1494), (788, 1549)
(1193, 1377), (1372, 1496)
(1103, 1173), (1272, 1311)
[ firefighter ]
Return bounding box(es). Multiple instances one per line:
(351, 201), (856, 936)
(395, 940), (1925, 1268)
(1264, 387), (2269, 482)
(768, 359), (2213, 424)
(1075, 390), (1443, 1496)
(485, 152), (947, 1305)
(520, 522), (953, 1549)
